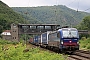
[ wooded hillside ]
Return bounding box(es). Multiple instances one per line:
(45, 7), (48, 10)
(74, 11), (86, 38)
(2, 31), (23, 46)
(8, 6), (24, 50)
(0, 1), (26, 33)
(12, 5), (90, 26)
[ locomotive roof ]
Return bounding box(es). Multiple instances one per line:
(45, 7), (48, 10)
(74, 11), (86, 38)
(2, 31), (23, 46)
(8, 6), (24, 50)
(58, 28), (77, 31)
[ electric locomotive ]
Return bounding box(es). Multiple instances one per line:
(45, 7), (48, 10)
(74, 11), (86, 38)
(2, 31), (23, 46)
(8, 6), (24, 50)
(29, 28), (79, 53)
(42, 28), (79, 52)
(58, 28), (79, 52)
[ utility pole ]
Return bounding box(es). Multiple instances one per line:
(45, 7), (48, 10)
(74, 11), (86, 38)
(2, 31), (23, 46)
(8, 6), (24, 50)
(55, 5), (58, 30)
(24, 12), (28, 45)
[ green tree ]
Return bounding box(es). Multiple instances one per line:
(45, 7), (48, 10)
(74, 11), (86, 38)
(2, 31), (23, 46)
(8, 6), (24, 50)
(12, 5), (90, 27)
(0, 1), (27, 34)
(77, 16), (90, 30)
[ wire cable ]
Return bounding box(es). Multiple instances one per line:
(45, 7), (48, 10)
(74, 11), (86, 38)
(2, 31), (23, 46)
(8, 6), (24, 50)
(68, 0), (76, 6)
(84, 8), (90, 12)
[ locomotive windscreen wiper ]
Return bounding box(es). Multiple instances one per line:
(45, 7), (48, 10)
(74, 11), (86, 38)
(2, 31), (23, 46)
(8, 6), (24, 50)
(69, 31), (75, 38)
(66, 31), (73, 38)
(62, 30), (77, 38)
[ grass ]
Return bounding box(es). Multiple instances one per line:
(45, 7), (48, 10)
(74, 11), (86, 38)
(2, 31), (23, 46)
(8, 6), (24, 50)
(0, 39), (18, 45)
(1, 37), (90, 60)
(0, 39), (66, 60)
(80, 37), (90, 50)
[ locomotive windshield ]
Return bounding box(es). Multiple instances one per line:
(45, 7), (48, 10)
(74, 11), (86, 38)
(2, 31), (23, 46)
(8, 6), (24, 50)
(62, 30), (78, 38)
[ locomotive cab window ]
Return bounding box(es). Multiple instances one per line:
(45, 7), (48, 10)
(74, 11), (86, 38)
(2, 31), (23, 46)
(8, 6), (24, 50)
(62, 30), (78, 38)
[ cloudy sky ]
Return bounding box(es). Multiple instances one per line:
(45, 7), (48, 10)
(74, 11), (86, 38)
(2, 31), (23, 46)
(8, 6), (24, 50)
(1, 0), (90, 12)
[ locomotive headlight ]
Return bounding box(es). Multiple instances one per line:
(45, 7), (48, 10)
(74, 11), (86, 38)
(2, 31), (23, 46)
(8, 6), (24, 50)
(61, 41), (63, 44)
(77, 42), (79, 44)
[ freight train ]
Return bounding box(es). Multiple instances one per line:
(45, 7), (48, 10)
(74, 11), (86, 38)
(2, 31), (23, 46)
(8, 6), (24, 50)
(29, 28), (79, 53)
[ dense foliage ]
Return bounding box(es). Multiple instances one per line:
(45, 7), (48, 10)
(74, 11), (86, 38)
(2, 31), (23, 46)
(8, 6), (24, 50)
(75, 15), (90, 39)
(0, 1), (27, 33)
(0, 39), (65, 60)
(12, 5), (90, 27)
(0, 39), (18, 45)
(77, 16), (90, 30)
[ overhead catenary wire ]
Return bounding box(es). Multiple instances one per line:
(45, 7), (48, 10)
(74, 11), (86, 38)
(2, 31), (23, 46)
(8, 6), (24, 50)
(64, 0), (78, 27)
(55, 0), (78, 27)
(84, 8), (90, 12)
(24, 0), (31, 44)
(55, 0), (58, 24)
(67, 0), (90, 12)
(68, 0), (76, 6)
(67, 0), (80, 12)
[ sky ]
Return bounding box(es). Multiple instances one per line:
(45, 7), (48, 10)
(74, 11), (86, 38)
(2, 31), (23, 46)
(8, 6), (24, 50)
(1, 0), (90, 12)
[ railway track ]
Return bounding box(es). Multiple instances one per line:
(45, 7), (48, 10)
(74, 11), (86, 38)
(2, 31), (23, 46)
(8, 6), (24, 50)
(67, 50), (90, 60)
(26, 43), (56, 53)
(27, 43), (90, 60)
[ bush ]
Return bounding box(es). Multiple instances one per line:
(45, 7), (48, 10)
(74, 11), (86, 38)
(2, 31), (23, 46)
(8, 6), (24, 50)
(87, 45), (90, 49)
(0, 45), (65, 60)
(0, 39), (65, 60)
(0, 39), (19, 45)
(81, 37), (86, 40)
(80, 38), (90, 49)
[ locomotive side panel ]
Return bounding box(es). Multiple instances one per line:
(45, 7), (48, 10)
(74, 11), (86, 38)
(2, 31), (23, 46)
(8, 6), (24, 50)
(42, 33), (47, 44)
(48, 41), (60, 47)
(38, 35), (41, 44)
(48, 32), (60, 47)
(34, 36), (38, 44)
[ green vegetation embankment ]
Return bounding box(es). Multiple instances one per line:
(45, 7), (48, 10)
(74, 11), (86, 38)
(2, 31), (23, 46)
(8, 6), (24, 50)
(0, 39), (66, 60)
